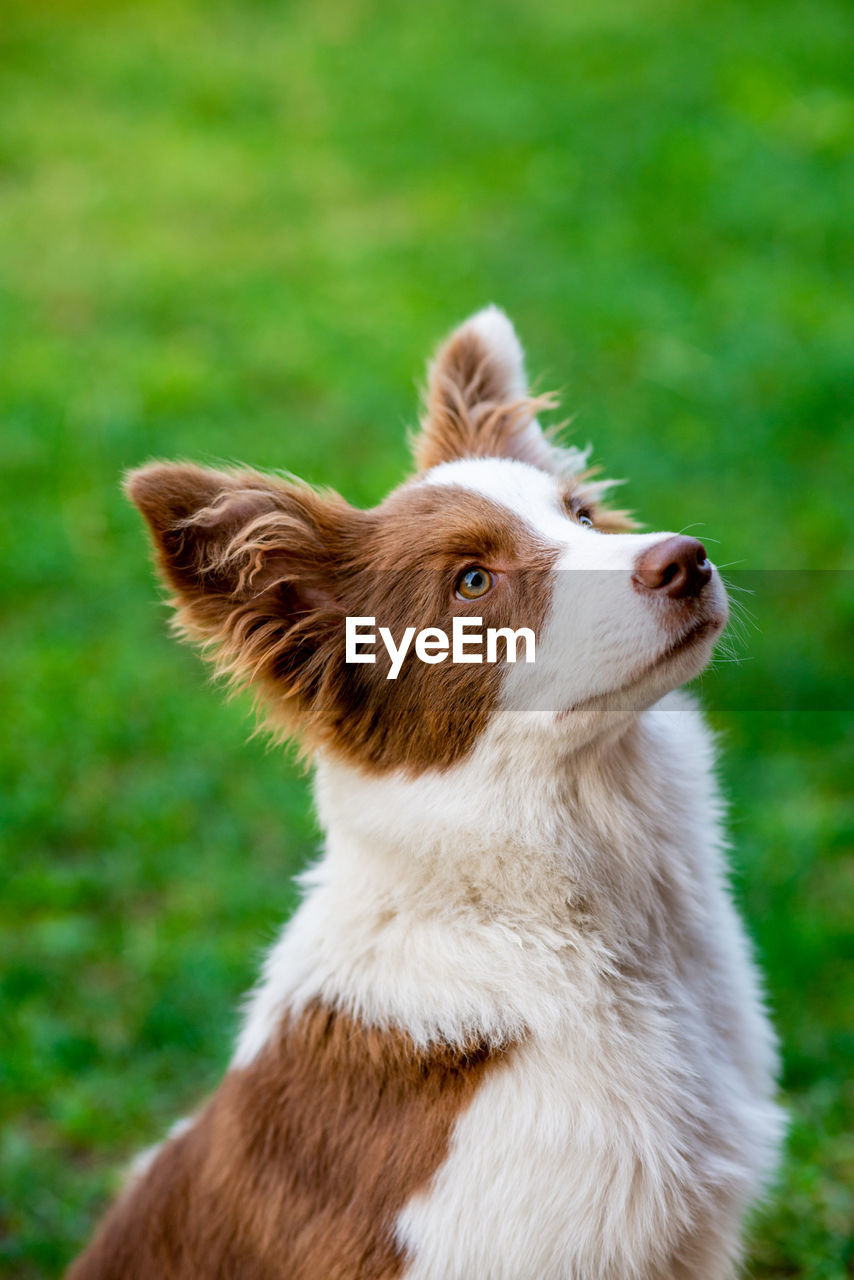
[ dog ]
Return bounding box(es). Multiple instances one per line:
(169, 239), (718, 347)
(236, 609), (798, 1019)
(68, 308), (783, 1279)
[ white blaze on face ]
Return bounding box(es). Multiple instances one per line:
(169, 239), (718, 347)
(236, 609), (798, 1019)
(424, 456), (724, 717)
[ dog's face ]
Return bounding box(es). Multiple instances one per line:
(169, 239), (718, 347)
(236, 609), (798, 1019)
(128, 308), (727, 774)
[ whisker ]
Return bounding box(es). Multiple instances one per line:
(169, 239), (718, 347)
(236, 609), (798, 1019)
(725, 595), (760, 631)
(677, 526), (723, 549)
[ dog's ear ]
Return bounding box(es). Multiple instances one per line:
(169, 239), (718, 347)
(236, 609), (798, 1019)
(126, 462), (364, 722)
(413, 307), (636, 530)
(412, 306), (566, 473)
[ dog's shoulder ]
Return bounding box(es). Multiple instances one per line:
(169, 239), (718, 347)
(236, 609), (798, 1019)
(67, 1002), (506, 1280)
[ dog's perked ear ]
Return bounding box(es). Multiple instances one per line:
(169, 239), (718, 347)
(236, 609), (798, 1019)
(125, 462), (365, 730)
(413, 306), (570, 474)
(414, 307), (636, 531)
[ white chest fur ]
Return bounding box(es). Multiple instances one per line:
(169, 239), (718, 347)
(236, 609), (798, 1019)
(396, 949), (781, 1279)
(234, 697), (784, 1278)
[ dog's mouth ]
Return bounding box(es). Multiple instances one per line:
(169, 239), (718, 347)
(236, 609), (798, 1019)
(631, 604), (728, 683)
(556, 606), (727, 721)
(657, 612), (723, 662)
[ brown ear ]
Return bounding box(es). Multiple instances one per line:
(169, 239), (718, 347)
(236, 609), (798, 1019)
(125, 462), (363, 720)
(413, 306), (568, 473)
(413, 308), (636, 530)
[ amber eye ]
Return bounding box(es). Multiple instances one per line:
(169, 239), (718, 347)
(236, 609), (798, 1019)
(456, 567), (494, 600)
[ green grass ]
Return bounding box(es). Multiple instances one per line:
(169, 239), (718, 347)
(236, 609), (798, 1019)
(1, 0), (852, 1273)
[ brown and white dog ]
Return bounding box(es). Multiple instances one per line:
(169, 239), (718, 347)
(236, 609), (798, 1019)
(69, 309), (783, 1279)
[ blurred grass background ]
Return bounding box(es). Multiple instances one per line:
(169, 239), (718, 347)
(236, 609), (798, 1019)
(1, 0), (852, 1273)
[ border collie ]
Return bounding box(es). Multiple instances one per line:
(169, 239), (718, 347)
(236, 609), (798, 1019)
(69, 308), (783, 1279)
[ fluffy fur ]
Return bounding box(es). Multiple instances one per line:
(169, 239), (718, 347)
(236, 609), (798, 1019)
(69, 307), (783, 1280)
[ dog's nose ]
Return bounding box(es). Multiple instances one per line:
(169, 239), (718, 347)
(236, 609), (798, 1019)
(633, 536), (712, 598)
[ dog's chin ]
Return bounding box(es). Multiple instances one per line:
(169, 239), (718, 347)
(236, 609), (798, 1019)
(557, 605), (728, 725)
(650, 611), (725, 681)
(626, 607), (728, 703)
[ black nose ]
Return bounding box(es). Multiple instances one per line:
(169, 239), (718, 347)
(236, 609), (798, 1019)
(633, 536), (712, 599)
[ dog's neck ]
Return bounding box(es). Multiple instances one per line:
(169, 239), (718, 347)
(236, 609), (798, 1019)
(234, 695), (722, 1062)
(313, 695), (716, 908)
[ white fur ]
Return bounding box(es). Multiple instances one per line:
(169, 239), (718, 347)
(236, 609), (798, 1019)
(427, 455), (729, 722)
(234, 696), (782, 1275)
(466, 304), (529, 398)
(392, 704), (782, 1279)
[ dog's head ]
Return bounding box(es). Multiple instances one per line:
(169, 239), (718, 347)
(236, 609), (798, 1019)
(128, 308), (727, 774)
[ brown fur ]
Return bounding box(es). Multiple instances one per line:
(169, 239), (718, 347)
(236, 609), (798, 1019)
(128, 470), (556, 774)
(414, 321), (634, 529)
(67, 1004), (506, 1280)
(415, 321), (561, 472)
(125, 329), (632, 774)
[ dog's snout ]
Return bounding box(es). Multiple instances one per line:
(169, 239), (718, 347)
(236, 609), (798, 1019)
(633, 535), (712, 599)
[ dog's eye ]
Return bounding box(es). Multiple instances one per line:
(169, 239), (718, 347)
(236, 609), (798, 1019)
(564, 493), (596, 528)
(456, 567), (494, 600)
